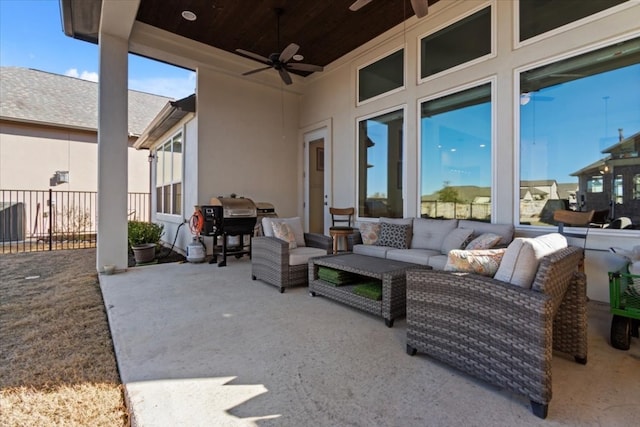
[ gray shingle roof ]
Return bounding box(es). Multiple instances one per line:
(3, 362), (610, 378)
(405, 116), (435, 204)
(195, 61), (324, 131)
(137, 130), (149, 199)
(0, 67), (172, 136)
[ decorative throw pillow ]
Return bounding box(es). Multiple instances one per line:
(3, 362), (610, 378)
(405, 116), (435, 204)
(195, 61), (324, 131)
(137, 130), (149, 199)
(358, 222), (381, 245)
(271, 221), (297, 250)
(444, 248), (507, 277)
(375, 222), (412, 249)
(465, 233), (502, 250)
(495, 233), (567, 289)
(440, 228), (475, 254)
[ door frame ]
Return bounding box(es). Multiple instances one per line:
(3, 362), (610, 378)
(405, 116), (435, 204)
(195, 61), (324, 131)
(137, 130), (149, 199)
(301, 119), (332, 234)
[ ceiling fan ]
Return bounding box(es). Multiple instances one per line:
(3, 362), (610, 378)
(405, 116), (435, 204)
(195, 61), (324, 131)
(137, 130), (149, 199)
(349, 0), (429, 18)
(235, 8), (323, 85)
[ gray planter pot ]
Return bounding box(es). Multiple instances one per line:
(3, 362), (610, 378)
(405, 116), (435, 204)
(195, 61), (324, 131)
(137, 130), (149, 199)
(131, 243), (156, 265)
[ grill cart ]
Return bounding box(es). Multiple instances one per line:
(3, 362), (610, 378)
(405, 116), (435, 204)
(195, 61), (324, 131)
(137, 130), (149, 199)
(608, 267), (640, 350)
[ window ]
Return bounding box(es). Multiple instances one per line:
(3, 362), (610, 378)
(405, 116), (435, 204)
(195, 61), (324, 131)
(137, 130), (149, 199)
(420, 83), (492, 220)
(519, 0), (628, 42)
(519, 37), (640, 227)
(613, 175), (624, 204)
(358, 48), (404, 103)
(420, 6), (491, 80)
(634, 175), (640, 200)
(155, 132), (183, 216)
(358, 108), (404, 218)
(587, 176), (604, 193)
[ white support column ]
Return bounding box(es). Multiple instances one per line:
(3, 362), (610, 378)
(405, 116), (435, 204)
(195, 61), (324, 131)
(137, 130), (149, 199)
(97, 32), (128, 272)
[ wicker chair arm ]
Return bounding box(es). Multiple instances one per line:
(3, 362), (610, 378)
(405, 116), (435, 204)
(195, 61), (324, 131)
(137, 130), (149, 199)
(304, 233), (332, 253)
(252, 236), (289, 260)
(407, 269), (552, 330)
(347, 231), (363, 251)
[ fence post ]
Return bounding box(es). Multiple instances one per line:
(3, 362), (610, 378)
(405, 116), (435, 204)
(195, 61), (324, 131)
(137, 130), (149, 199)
(48, 188), (53, 251)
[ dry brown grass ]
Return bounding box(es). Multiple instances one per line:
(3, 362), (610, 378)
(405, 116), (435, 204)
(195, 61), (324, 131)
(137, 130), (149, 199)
(0, 249), (128, 426)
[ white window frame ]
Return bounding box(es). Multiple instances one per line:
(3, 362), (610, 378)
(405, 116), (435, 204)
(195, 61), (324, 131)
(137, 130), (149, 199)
(417, 1), (496, 86)
(514, 0), (635, 49)
(154, 129), (184, 220)
(416, 76), (497, 219)
(356, 45), (406, 107)
(355, 104), (408, 220)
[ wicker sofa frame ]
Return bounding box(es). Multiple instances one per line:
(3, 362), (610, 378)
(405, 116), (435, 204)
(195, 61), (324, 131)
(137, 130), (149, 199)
(405, 246), (587, 419)
(251, 233), (332, 293)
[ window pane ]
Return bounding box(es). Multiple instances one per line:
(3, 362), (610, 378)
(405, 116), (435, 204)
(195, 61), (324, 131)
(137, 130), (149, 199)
(172, 134), (183, 183)
(358, 109), (404, 218)
(519, 38), (640, 227)
(172, 183), (182, 215)
(634, 174), (640, 199)
(162, 142), (171, 186)
(420, 6), (490, 79)
(519, 0), (628, 42)
(162, 185), (170, 214)
(156, 186), (162, 214)
(420, 83), (492, 220)
(358, 49), (404, 102)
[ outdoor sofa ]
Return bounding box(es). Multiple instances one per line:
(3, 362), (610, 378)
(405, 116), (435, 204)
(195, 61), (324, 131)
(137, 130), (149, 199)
(349, 217), (514, 269)
(405, 233), (588, 419)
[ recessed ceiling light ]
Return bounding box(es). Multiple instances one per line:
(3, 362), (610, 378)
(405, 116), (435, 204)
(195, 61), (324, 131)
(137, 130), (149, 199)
(181, 10), (197, 21)
(293, 54), (304, 61)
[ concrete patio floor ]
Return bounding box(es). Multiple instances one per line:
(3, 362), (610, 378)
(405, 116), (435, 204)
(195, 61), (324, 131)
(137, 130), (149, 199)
(99, 257), (640, 427)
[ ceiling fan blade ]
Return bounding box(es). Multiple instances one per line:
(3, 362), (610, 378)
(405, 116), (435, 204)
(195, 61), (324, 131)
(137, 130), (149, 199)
(349, 0), (373, 11)
(235, 49), (271, 65)
(242, 66), (273, 76)
(410, 0), (429, 18)
(278, 68), (293, 85)
(279, 43), (300, 63)
(288, 63), (324, 72)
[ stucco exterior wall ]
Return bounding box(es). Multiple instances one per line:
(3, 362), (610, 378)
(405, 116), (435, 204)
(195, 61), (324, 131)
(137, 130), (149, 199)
(0, 121), (149, 192)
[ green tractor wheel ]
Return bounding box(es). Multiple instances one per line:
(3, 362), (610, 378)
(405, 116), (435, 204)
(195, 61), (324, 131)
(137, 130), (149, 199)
(611, 315), (631, 351)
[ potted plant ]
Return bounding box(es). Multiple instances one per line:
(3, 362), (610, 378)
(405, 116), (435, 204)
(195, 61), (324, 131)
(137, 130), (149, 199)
(128, 220), (164, 265)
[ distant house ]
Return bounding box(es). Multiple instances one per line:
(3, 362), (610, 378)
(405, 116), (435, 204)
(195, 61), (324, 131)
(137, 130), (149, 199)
(520, 180), (558, 200)
(0, 67), (171, 195)
(571, 130), (640, 225)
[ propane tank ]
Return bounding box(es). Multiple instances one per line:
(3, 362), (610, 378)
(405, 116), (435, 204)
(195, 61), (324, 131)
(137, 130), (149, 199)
(186, 236), (206, 263)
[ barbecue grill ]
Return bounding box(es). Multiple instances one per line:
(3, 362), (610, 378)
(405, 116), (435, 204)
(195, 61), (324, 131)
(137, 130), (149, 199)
(200, 195), (257, 267)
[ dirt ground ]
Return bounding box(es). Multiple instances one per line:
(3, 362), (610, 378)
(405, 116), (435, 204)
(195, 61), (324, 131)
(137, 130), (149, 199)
(0, 249), (126, 426)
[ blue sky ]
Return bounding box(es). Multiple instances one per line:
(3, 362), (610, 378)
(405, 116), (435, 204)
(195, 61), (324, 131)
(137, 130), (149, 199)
(0, 0), (195, 99)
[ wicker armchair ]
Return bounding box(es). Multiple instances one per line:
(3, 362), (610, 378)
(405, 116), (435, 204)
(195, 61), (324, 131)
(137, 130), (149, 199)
(405, 246), (587, 419)
(252, 232), (332, 293)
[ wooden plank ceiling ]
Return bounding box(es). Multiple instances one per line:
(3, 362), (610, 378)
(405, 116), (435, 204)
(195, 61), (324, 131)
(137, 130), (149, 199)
(136, 0), (439, 76)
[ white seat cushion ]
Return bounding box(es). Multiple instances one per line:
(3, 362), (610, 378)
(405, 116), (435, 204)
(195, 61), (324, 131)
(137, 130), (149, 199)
(386, 248), (439, 265)
(353, 244), (391, 258)
(411, 218), (458, 250)
(494, 233), (567, 289)
(289, 246), (327, 266)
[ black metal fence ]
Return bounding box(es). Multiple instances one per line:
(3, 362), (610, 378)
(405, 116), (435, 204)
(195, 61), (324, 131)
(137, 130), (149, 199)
(0, 189), (150, 254)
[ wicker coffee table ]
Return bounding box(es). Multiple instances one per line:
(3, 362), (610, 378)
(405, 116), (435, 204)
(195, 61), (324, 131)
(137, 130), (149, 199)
(309, 253), (423, 327)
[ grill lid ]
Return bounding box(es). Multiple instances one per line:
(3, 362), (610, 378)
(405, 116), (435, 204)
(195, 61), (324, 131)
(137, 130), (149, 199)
(209, 196), (257, 218)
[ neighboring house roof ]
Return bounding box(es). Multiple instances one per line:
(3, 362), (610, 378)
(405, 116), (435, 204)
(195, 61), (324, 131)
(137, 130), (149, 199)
(556, 183), (578, 199)
(0, 67), (171, 136)
(521, 179), (556, 187)
(520, 187), (548, 199)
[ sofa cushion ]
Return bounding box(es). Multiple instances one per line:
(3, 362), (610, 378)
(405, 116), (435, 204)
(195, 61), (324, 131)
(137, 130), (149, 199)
(465, 233), (502, 250)
(386, 248), (440, 266)
(380, 217), (413, 226)
(458, 220), (514, 246)
(494, 233), (568, 288)
(353, 244), (392, 258)
(357, 221), (381, 245)
(441, 228), (475, 254)
(263, 217), (306, 247)
(427, 254), (449, 270)
(289, 246), (328, 266)
(376, 222), (412, 249)
(411, 218), (458, 250)
(444, 248), (507, 277)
